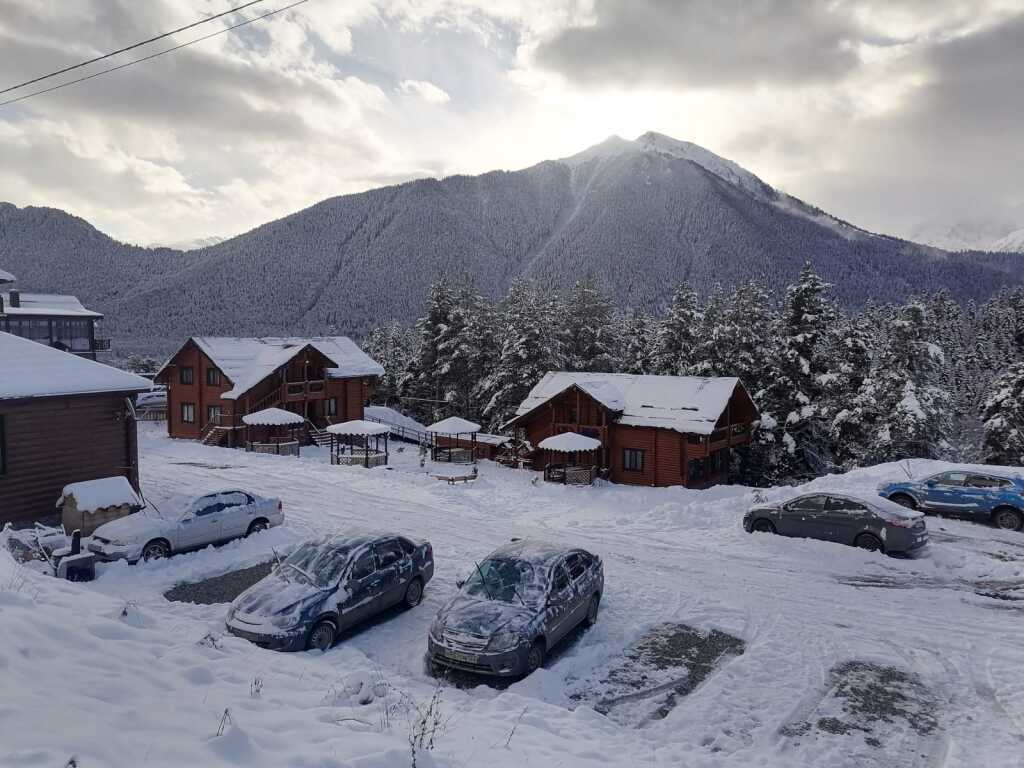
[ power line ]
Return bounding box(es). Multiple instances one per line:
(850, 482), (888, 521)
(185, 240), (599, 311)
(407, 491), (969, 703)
(0, 0), (310, 109)
(0, 0), (268, 96)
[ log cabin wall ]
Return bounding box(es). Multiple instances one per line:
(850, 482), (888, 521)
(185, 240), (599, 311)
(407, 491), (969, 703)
(0, 392), (139, 525)
(164, 341), (231, 439)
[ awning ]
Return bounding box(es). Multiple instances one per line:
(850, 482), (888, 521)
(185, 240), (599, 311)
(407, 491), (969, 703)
(242, 407), (305, 427)
(326, 420), (391, 436)
(426, 416), (481, 434)
(539, 432), (602, 452)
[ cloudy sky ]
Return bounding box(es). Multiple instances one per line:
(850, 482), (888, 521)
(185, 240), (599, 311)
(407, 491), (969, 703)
(1, 0), (1022, 247)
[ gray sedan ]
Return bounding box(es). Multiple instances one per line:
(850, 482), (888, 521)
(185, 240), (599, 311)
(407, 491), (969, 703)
(428, 540), (604, 678)
(743, 492), (928, 555)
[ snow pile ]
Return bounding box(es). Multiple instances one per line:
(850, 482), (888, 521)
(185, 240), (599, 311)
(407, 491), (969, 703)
(58, 476), (143, 513)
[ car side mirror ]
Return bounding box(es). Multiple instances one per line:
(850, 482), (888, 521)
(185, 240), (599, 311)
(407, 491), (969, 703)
(925, 480), (936, 488)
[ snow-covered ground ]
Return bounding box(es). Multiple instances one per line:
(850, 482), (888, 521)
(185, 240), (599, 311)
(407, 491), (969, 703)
(3, 424), (1024, 767)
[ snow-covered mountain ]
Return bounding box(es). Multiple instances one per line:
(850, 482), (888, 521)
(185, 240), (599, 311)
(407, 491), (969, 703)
(159, 235), (225, 251)
(908, 217), (1024, 253)
(990, 227), (1024, 253)
(1, 133), (1021, 351)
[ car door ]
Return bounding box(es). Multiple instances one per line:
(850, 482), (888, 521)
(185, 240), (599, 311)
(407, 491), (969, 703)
(780, 495), (829, 539)
(964, 475), (1003, 520)
(919, 472), (968, 513)
(373, 539), (411, 607)
(339, 549), (383, 629)
(563, 552), (592, 628)
(217, 492), (254, 539)
(826, 497), (872, 544)
(544, 561), (578, 646)
(177, 496), (223, 549)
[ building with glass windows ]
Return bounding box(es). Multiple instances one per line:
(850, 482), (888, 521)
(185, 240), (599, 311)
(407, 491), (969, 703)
(0, 269), (107, 359)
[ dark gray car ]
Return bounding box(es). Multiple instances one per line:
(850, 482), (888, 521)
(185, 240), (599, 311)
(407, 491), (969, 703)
(743, 492), (928, 555)
(428, 540), (604, 677)
(226, 532), (434, 651)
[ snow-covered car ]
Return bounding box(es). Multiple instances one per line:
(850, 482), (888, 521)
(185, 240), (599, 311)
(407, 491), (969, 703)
(134, 389), (167, 410)
(225, 532), (434, 652)
(743, 492), (928, 555)
(428, 540), (603, 678)
(88, 489), (283, 563)
(879, 470), (1024, 531)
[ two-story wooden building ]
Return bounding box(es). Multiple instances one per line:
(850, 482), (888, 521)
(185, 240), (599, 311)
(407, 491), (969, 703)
(504, 372), (760, 488)
(0, 332), (151, 525)
(153, 337), (384, 447)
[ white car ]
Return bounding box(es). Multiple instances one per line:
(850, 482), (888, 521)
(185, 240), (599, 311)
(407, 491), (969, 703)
(88, 489), (283, 563)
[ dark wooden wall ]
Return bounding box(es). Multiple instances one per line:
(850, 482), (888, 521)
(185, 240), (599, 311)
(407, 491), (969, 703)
(0, 392), (139, 525)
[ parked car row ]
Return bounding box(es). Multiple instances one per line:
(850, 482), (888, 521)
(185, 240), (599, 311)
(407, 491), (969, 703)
(223, 533), (604, 678)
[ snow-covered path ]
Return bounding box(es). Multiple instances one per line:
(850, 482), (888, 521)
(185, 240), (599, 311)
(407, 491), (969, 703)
(3, 425), (1023, 767)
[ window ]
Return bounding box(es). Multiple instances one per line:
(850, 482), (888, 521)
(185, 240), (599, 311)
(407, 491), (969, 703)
(689, 458), (705, 482)
(349, 551), (376, 580)
(565, 553), (587, 582)
(550, 563), (570, 593)
(181, 402), (196, 424)
(399, 538), (415, 555)
(826, 497), (868, 515)
(786, 495), (828, 512)
(326, 397), (338, 416)
(180, 366), (194, 385)
(623, 448), (645, 472)
(376, 541), (405, 568)
(932, 472), (967, 486)
(206, 405), (222, 425)
(0, 415), (6, 476)
(966, 475), (1004, 489)
(206, 367), (221, 386)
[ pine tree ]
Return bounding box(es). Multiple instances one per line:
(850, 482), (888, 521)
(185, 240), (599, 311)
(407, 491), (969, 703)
(363, 321), (415, 406)
(651, 283), (701, 376)
(561, 276), (619, 372)
(979, 362), (1024, 465)
(621, 308), (655, 374)
(701, 281), (778, 393)
(399, 280), (458, 422)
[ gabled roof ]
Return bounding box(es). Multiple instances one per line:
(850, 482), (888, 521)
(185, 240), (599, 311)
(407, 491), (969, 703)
(508, 371), (754, 435)
(426, 416), (481, 434)
(0, 332), (151, 400)
(155, 336), (384, 400)
(0, 291), (102, 318)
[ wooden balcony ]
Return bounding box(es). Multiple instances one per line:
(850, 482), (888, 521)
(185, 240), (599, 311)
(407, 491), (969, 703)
(283, 380), (326, 401)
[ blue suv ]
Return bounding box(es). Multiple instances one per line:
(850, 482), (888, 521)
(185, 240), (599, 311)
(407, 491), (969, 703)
(879, 470), (1024, 531)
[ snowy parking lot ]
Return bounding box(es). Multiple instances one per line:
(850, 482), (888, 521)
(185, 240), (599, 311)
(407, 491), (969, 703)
(2, 424), (1024, 767)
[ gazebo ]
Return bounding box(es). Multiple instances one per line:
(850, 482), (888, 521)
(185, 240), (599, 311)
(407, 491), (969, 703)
(327, 420), (390, 468)
(426, 416), (480, 464)
(242, 407), (304, 456)
(539, 432), (602, 485)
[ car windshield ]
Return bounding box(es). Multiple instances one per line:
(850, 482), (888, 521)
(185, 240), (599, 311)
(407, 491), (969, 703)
(463, 557), (541, 606)
(281, 540), (352, 589)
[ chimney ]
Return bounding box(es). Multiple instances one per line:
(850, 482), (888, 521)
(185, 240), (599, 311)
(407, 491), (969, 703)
(8, 290), (19, 308)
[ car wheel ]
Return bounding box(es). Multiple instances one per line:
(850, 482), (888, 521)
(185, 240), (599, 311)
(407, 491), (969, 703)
(247, 519), (269, 536)
(307, 620), (336, 652)
(141, 539), (170, 561)
(854, 533), (883, 553)
(584, 594), (600, 626)
(751, 518), (776, 534)
(403, 577), (424, 609)
(889, 494), (917, 510)
(993, 508), (1024, 531)
(525, 641), (545, 674)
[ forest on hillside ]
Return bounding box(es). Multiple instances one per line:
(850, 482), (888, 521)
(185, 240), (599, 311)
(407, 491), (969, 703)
(364, 265), (1024, 485)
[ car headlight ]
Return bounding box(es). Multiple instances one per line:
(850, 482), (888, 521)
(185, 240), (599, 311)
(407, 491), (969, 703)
(269, 611), (304, 631)
(429, 616), (445, 641)
(486, 629), (522, 653)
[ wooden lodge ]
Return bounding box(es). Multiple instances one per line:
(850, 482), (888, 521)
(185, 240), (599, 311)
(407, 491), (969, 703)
(153, 337), (383, 447)
(504, 372), (760, 488)
(0, 332), (151, 526)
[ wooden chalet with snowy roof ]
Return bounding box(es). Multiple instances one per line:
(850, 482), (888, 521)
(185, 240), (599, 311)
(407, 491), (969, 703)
(504, 372), (760, 488)
(154, 337), (384, 447)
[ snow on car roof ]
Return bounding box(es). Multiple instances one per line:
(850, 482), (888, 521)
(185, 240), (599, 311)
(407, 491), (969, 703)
(155, 336), (383, 400)
(510, 372), (747, 435)
(0, 332), (152, 400)
(0, 291), (102, 318)
(489, 539), (574, 568)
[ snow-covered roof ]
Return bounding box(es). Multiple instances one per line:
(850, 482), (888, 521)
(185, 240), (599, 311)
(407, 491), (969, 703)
(538, 432), (602, 452)
(363, 405), (427, 433)
(58, 476), (143, 513)
(426, 416), (481, 434)
(0, 332), (152, 400)
(0, 268), (15, 284)
(155, 336), (383, 400)
(510, 372), (748, 435)
(0, 291), (102, 318)
(326, 420), (390, 436)
(242, 407), (305, 427)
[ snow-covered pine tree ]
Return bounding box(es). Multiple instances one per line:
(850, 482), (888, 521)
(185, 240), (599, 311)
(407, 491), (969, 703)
(698, 281), (778, 394)
(561, 276), (619, 372)
(399, 280), (458, 422)
(363, 320), (416, 406)
(824, 310), (877, 470)
(440, 280), (498, 421)
(979, 362), (1024, 466)
(690, 285), (728, 377)
(620, 308), (655, 374)
(479, 279), (563, 430)
(651, 283), (701, 376)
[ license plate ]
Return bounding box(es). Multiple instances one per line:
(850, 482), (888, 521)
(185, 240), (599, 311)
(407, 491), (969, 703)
(444, 649), (479, 664)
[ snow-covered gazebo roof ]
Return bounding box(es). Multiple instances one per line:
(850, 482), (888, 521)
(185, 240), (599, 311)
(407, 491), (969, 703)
(327, 420), (391, 436)
(539, 432), (602, 453)
(0, 268), (15, 284)
(242, 407), (305, 427)
(426, 416), (481, 434)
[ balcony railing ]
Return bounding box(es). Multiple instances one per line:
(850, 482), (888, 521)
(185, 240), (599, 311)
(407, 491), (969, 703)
(93, 338), (111, 351)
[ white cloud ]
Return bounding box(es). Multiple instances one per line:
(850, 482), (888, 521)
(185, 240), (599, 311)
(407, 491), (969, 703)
(397, 78), (451, 104)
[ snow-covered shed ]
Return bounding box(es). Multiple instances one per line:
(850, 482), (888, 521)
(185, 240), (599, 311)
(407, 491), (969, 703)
(0, 332), (151, 525)
(57, 476), (145, 536)
(153, 336), (383, 447)
(504, 372), (760, 488)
